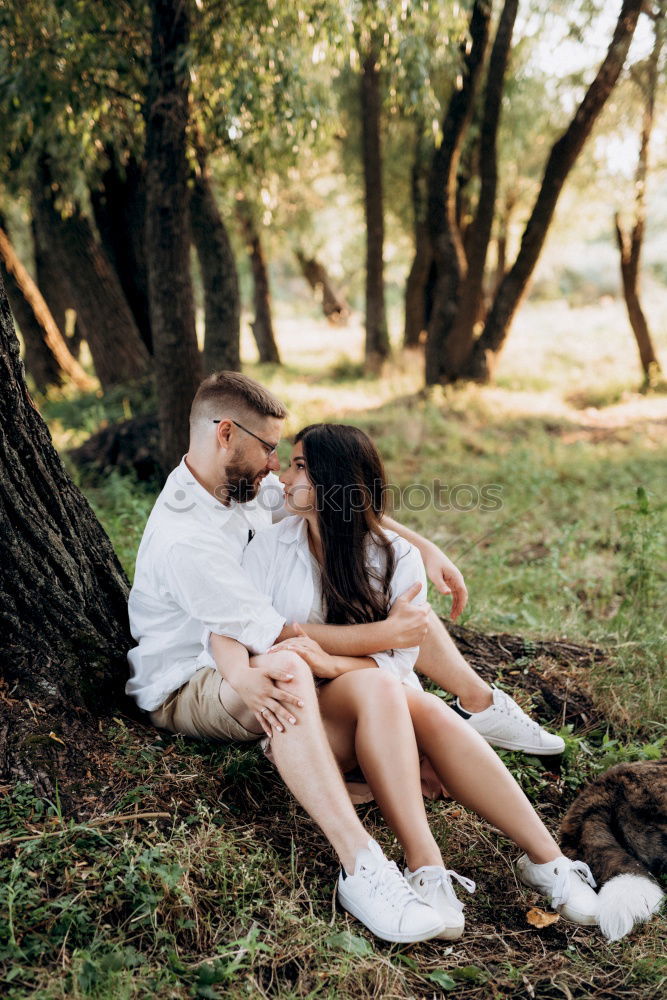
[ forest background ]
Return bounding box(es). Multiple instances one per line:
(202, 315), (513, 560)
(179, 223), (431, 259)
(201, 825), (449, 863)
(0, 1), (665, 997)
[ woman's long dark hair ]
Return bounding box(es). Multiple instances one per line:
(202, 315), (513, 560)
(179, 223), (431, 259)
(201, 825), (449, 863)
(295, 423), (395, 626)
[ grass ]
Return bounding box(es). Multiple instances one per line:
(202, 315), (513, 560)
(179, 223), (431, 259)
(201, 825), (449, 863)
(7, 296), (665, 998)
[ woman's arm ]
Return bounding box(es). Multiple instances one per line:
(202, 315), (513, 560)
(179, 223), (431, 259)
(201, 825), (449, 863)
(381, 514), (468, 620)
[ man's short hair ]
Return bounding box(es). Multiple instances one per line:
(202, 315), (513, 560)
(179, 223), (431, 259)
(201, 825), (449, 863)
(190, 371), (287, 428)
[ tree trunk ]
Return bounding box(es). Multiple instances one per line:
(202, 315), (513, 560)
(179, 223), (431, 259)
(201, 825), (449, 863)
(90, 152), (153, 353)
(31, 214), (86, 359)
(614, 1), (664, 383)
(0, 270), (131, 797)
(145, 0), (202, 471)
(404, 125), (433, 348)
(425, 0), (492, 386)
(32, 164), (151, 390)
(467, 0), (644, 382)
(237, 200), (281, 365)
(0, 223), (93, 392)
(361, 47), (390, 372)
(190, 153), (241, 373)
(295, 250), (350, 324)
(449, 0), (519, 366)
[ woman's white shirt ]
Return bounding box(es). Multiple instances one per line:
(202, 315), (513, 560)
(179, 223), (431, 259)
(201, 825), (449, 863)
(242, 515), (425, 690)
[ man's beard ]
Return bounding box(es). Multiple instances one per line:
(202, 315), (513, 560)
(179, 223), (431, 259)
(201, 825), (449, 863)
(222, 454), (265, 504)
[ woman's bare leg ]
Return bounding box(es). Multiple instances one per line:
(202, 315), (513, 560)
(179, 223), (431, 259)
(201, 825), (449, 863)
(318, 669), (443, 871)
(405, 690), (560, 863)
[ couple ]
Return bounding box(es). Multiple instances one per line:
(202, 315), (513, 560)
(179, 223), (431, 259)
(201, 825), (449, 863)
(126, 371), (598, 944)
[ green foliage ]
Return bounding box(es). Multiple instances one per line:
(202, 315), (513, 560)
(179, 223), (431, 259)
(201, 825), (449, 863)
(613, 486), (667, 632)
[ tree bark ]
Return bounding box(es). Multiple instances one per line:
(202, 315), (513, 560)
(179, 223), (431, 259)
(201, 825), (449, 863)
(361, 47), (390, 371)
(295, 250), (350, 324)
(190, 152), (241, 373)
(237, 200), (281, 365)
(145, 0), (202, 471)
(448, 0), (519, 368)
(32, 164), (151, 390)
(614, 1), (664, 382)
(0, 270), (131, 795)
(403, 125), (433, 348)
(425, 0), (492, 386)
(90, 152), (153, 354)
(467, 0), (644, 382)
(0, 224), (93, 392)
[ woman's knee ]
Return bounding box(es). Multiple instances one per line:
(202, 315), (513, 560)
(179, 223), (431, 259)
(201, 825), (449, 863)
(410, 691), (460, 732)
(356, 668), (408, 709)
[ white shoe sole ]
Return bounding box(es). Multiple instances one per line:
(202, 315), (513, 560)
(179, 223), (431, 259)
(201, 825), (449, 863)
(476, 734), (565, 755)
(337, 892), (447, 943)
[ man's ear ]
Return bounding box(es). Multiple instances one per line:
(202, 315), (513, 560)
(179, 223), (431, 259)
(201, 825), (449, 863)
(215, 418), (234, 451)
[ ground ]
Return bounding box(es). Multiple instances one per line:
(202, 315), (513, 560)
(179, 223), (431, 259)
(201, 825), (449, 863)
(1, 297), (665, 998)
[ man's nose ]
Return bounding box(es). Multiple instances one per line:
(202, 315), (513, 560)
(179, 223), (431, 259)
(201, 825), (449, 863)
(268, 451), (281, 473)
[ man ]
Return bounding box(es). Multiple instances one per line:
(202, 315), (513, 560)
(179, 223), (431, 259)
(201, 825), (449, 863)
(126, 372), (561, 943)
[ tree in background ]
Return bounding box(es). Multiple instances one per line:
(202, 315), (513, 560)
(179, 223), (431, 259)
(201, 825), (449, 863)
(425, 0), (644, 385)
(0, 219), (93, 392)
(145, 0), (202, 470)
(614, 0), (665, 385)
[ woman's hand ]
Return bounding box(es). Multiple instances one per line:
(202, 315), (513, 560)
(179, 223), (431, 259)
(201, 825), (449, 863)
(228, 653), (305, 736)
(421, 546), (468, 621)
(268, 624), (339, 679)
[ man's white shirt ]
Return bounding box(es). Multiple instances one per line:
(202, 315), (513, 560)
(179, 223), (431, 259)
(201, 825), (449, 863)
(126, 459), (286, 711)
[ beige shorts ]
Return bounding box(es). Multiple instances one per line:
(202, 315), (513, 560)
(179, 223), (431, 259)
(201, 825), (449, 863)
(149, 666), (264, 743)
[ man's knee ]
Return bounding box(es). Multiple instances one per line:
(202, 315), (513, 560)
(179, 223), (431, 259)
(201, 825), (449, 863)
(270, 650), (316, 697)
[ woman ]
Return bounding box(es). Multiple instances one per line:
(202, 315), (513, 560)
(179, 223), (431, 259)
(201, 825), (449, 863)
(242, 423), (598, 939)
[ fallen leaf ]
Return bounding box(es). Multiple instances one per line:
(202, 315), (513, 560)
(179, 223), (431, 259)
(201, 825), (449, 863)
(526, 906), (561, 928)
(48, 732), (65, 746)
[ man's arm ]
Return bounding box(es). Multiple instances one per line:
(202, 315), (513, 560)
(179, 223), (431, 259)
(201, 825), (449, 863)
(273, 581), (430, 654)
(381, 514), (468, 621)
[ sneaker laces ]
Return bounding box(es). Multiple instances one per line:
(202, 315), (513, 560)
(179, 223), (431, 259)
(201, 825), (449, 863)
(417, 868), (476, 913)
(551, 859), (597, 908)
(494, 689), (541, 736)
(362, 858), (422, 913)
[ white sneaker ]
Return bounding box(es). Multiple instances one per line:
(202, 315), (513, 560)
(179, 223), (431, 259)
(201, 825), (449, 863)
(517, 854), (598, 925)
(337, 840), (448, 943)
(458, 687), (565, 755)
(405, 865), (476, 940)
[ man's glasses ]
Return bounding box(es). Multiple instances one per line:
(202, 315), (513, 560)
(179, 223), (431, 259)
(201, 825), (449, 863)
(212, 418), (279, 457)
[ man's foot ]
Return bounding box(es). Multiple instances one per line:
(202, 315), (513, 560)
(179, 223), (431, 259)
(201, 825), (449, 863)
(516, 854), (598, 925)
(337, 840), (448, 943)
(455, 686), (565, 755)
(405, 865), (476, 940)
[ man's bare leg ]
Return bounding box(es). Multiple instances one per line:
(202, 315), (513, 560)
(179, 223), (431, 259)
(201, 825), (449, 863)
(261, 654), (373, 874)
(415, 610), (493, 712)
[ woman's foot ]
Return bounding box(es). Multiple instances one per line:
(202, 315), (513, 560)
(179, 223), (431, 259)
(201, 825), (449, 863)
(337, 840), (449, 943)
(404, 864), (476, 940)
(516, 854), (598, 924)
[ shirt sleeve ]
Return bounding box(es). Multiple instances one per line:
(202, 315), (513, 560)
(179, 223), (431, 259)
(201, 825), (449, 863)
(368, 537), (427, 685)
(163, 535), (285, 655)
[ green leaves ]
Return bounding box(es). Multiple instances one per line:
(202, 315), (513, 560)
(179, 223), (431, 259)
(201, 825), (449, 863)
(325, 929), (374, 956)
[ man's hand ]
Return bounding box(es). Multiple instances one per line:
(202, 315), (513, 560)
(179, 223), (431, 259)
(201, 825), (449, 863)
(422, 547), (468, 621)
(385, 582), (431, 647)
(269, 624), (338, 678)
(229, 652), (305, 737)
